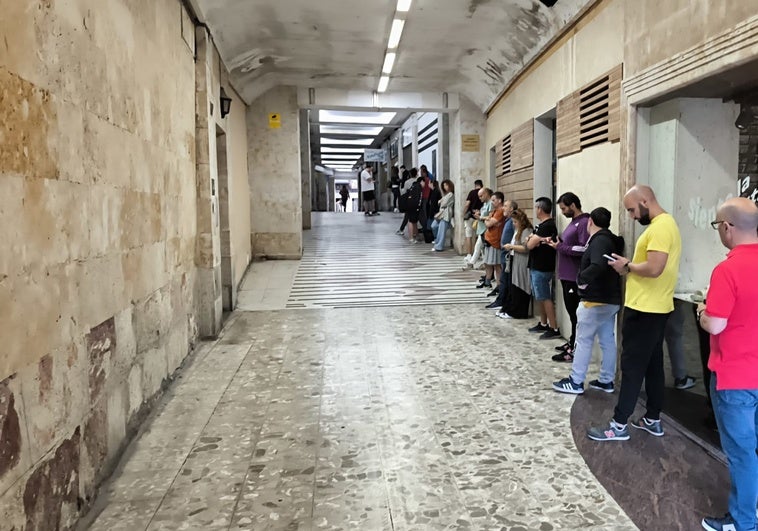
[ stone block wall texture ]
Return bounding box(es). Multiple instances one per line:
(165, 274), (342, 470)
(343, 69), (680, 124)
(247, 86), (303, 259)
(0, 0), (198, 528)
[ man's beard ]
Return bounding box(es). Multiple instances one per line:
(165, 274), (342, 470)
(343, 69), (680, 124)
(563, 209), (574, 219)
(638, 204), (651, 225)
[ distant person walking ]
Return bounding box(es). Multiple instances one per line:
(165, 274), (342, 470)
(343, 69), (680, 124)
(361, 164), (378, 216)
(338, 185), (349, 212)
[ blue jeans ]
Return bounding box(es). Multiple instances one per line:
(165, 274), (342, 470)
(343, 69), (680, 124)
(431, 219), (449, 251)
(710, 374), (758, 531)
(570, 303), (620, 385)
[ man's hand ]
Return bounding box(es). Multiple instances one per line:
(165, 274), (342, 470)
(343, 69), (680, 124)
(544, 238), (557, 249)
(609, 253), (630, 275)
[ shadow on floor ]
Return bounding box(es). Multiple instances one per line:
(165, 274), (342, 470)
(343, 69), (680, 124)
(570, 389), (729, 531)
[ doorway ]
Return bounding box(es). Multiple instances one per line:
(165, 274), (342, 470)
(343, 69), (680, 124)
(216, 125), (234, 312)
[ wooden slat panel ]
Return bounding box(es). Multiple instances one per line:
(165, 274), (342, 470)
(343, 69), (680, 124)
(607, 64), (623, 142)
(556, 93), (581, 158)
(510, 119), (534, 171)
(501, 167), (533, 216)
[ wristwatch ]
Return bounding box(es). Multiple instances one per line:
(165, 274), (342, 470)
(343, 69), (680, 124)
(623, 261), (631, 273)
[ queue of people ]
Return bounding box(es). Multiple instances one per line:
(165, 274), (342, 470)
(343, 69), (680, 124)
(392, 165), (456, 251)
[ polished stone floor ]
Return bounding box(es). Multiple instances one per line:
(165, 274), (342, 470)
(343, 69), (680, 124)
(84, 213), (729, 530)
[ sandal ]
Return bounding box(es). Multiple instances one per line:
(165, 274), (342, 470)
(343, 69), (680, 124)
(551, 351), (574, 362)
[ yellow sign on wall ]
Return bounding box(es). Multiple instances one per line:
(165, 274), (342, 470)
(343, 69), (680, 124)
(461, 134), (480, 152)
(269, 113), (281, 129)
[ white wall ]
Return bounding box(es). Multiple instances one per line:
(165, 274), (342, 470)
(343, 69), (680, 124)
(637, 98), (740, 293)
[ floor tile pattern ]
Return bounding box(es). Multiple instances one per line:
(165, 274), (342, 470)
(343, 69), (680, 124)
(287, 213), (489, 309)
(87, 307), (639, 531)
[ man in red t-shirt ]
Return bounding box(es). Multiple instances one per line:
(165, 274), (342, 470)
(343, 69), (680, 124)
(482, 192), (506, 291)
(698, 197), (758, 531)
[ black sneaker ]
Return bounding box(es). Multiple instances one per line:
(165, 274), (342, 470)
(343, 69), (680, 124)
(476, 280), (492, 289)
(528, 323), (550, 333)
(674, 375), (696, 390)
(552, 377), (584, 395)
(372, 212), (380, 216)
(551, 351), (574, 363)
(588, 379), (614, 393)
(701, 513), (736, 531)
(539, 328), (562, 340)
(485, 301), (501, 310)
(554, 342), (572, 352)
(486, 288), (498, 297)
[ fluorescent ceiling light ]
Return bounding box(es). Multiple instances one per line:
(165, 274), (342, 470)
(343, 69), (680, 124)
(397, 0), (412, 12)
(387, 19), (405, 49)
(321, 154), (363, 159)
(320, 138), (374, 146)
(382, 52), (396, 74)
(321, 147), (365, 153)
(319, 110), (396, 125)
(377, 75), (390, 93)
(320, 125), (384, 136)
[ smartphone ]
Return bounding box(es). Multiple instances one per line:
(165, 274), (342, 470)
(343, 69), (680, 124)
(603, 254), (616, 262)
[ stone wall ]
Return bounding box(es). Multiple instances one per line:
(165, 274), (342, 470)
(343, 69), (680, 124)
(0, 0), (198, 528)
(247, 86), (303, 259)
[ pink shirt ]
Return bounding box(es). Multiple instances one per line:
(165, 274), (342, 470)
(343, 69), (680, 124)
(707, 243), (758, 390)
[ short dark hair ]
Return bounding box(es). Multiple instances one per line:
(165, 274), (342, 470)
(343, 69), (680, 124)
(474, 179), (483, 187)
(535, 196), (553, 215)
(493, 191), (505, 202)
(509, 200), (519, 210)
(590, 207), (612, 229)
(557, 192), (581, 210)
(410, 168), (418, 177)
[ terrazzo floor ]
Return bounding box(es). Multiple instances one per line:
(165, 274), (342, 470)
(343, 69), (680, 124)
(83, 213), (729, 531)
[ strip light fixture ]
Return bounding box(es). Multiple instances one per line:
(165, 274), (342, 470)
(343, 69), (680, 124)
(377, 0), (412, 94)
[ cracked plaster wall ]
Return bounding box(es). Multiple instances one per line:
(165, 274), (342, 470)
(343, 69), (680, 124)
(0, 0), (199, 528)
(247, 86), (303, 259)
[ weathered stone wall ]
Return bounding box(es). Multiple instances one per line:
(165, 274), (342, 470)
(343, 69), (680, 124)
(247, 86), (303, 259)
(624, 0), (758, 78)
(0, 0), (198, 528)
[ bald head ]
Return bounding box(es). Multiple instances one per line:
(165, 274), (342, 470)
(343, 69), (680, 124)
(624, 185), (657, 204)
(719, 197), (758, 232)
(623, 184), (663, 225)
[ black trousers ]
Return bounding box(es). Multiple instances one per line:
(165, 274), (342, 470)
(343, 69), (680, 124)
(495, 254), (512, 305)
(561, 280), (581, 347)
(392, 187), (400, 208)
(613, 308), (671, 424)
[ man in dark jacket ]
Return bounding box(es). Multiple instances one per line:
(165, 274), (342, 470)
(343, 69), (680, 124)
(552, 207), (623, 394)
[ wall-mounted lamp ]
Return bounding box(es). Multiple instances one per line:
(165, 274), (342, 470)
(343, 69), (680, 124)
(220, 87), (232, 118)
(735, 108), (755, 130)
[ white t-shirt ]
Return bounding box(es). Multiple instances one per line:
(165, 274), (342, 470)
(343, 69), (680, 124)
(361, 169), (374, 192)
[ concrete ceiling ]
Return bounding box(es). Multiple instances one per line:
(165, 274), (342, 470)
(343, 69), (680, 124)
(190, 0), (593, 111)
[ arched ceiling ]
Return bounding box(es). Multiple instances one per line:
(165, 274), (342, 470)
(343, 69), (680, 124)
(189, 0), (593, 111)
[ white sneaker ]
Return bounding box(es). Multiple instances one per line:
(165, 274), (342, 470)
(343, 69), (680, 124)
(393, 208), (399, 213)
(496, 312), (513, 319)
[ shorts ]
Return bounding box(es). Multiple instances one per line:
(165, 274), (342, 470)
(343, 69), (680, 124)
(362, 190), (375, 201)
(483, 245), (500, 265)
(530, 269), (554, 301)
(465, 218), (476, 238)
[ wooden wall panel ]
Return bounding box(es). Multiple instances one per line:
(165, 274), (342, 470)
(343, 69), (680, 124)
(510, 119), (534, 171)
(607, 64), (623, 142)
(556, 93), (581, 158)
(501, 167), (534, 218)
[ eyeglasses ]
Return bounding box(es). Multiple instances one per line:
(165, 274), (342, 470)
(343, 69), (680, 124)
(710, 220), (734, 230)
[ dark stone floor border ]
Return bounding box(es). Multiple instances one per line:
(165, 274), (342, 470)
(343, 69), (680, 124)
(570, 389), (730, 530)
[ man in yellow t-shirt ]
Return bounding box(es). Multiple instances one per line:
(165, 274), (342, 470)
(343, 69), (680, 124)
(588, 185), (681, 442)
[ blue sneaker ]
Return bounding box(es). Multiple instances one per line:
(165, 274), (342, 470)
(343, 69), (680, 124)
(701, 513), (737, 531)
(552, 377), (584, 395)
(631, 417), (664, 437)
(587, 421), (630, 441)
(588, 379), (614, 393)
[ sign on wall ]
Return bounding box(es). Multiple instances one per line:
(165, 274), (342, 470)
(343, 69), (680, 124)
(268, 113), (281, 129)
(364, 149), (385, 162)
(461, 134), (481, 152)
